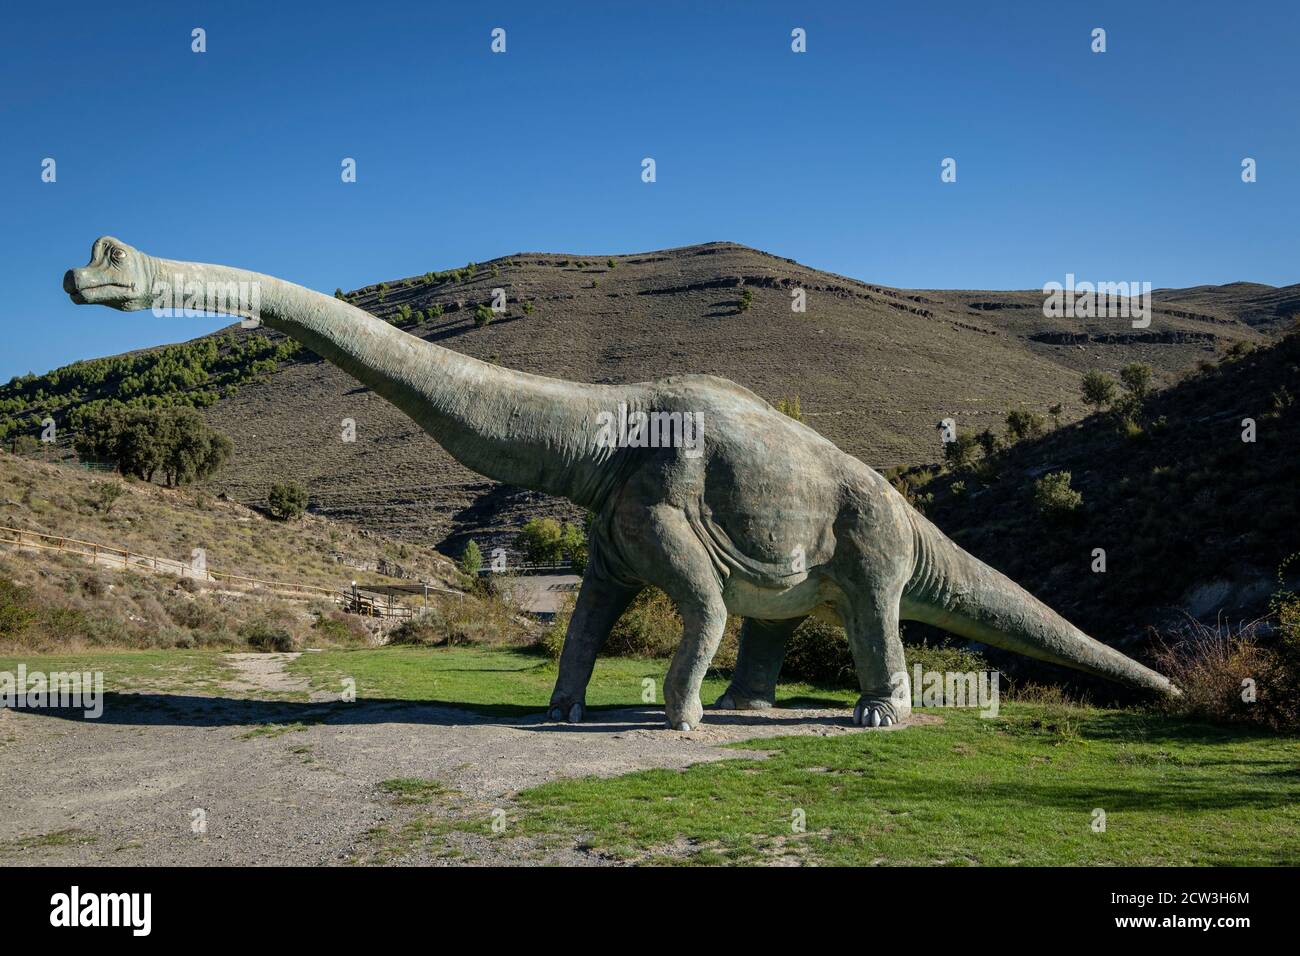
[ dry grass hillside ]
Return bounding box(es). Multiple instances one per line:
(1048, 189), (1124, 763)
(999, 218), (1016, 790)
(0, 452), (460, 591)
(0, 452), (469, 653)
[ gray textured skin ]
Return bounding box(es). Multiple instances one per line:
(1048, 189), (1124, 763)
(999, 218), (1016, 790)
(65, 237), (1178, 730)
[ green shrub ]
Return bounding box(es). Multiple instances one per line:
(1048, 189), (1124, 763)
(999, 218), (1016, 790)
(1033, 471), (1082, 520)
(268, 481), (309, 520)
(460, 540), (483, 577)
(519, 517), (564, 564)
(738, 288), (754, 313)
(943, 433), (979, 471)
(1081, 369), (1118, 411)
(1120, 362), (1154, 401)
(1005, 408), (1046, 443)
(606, 588), (681, 657)
(474, 304), (494, 328)
(522, 300), (535, 315)
(430, 303), (444, 318)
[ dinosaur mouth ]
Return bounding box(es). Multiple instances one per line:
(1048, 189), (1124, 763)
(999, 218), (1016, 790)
(66, 279), (134, 305)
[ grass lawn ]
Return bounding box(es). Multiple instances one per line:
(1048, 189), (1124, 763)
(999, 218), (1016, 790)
(285, 644), (852, 715)
(289, 646), (1300, 866)
(502, 707), (1300, 865)
(0, 648), (235, 694)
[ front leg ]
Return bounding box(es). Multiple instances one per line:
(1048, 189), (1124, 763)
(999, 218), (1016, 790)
(664, 594), (729, 730)
(715, 616), (805, 710)
(842, 590), (911, 727)
(547, 568), (640, 722)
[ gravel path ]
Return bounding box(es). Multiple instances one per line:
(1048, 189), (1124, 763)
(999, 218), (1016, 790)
(0, 653), (920, 866)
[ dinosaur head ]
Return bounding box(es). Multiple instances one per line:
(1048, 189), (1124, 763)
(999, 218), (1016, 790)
(63, 236), (156, 311)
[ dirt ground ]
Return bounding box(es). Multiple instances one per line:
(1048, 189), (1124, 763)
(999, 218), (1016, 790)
(0, 652), (919, 866)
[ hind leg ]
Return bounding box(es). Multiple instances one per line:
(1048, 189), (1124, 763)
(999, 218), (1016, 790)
(715, 617), (805, 710)
(546, 566), (641, 722)
(841, 588), (911, 727)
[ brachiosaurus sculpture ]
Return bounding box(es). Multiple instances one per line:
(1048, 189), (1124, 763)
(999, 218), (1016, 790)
(65, 237), (1178, 730)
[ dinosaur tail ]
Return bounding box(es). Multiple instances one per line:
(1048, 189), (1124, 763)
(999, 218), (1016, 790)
(900, 510), (1178, 696)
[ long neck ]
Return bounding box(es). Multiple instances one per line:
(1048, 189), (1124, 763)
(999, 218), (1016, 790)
(152, 256), (624, 508)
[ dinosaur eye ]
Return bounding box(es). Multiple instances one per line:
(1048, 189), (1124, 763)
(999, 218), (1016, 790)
(110, 247), (125, 263)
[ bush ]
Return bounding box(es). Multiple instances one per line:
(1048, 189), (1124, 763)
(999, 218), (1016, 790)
(1081, 370), (1118, 411)
(1033, 471), (1082, 520)
(606, 588), (682, 657)
(519, 517), (564, 564)
(1153, 617), (1298, 730)
(93, 480), (124, 513)
(538, 595), (574, 661)
(737, 288), (754, 313)
(1005, 408), (1046, 443)
(474, 304), (494, 328)
(943, 433), (979, 471)
(268, 481), (309, 520)
(240, 619), (297, 652)
(522, 300), (535, 315)
(1120, 362), (1154, 401)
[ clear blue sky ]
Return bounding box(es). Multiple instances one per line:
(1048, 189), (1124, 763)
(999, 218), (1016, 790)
(2, 0), (1296, 381)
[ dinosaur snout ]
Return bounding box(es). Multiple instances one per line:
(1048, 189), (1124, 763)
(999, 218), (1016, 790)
(63, 269), (78, 294)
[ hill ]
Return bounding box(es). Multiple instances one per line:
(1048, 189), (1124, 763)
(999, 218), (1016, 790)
(0, 452), (464, 652)
(913, 330), (1299, 655)
(4, 242), (1292, 559)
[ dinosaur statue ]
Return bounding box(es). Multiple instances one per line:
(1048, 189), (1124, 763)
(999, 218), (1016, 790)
(64, 237), (1178, 730)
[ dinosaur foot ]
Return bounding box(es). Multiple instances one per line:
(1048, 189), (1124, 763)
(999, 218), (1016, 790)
(853, 696), (909, 728)
(665, 698), (704, 732)
(712, 690), (775, 711)
(546, 700), (584, 723)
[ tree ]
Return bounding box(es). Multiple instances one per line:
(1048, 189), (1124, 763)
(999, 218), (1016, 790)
(1119, 362), (1153, 402)
(460, 539), (483, 577)
(1081, 370), (1118, 411)
(1034, 471), (1082, 520)
(93, 480), (124, 513)
(519, 517), (564, 564)
(738, 288), (754, 313)
(1047, 403), (1063, 429)
(975, 428), (1003, 459)
(268, 481), (308, 520)
(72, 406), (231, 486)
(943, 433), (980, 471)
(1005, 408), (1046, 443)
